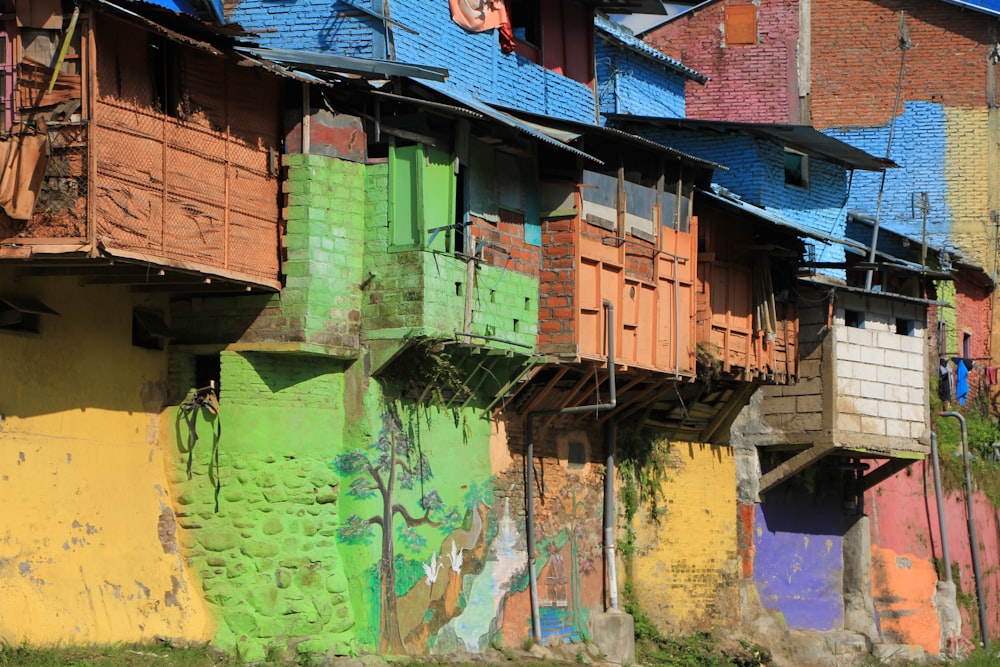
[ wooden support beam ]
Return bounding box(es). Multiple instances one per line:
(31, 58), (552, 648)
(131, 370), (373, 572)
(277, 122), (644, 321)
(759, 444), (836, 495)
(861, 458), (915, 492)
(519, 366), (569, 414)
(701, 381), (759, 443)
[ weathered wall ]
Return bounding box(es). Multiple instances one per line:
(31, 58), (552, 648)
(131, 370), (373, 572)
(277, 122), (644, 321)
(866, 461), (1000, 652)
(832, 292), (928, 449)
(645, 0), (802, 124)
(229, 0), (597, 123)
(0, 275), (210, 645)
(595, 20), (687, 119)
(628, 442), (740, 634)
(166, 350), (354, 661)
(755, 470), (847, 631)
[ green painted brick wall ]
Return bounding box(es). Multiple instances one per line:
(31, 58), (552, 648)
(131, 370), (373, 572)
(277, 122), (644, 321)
(168, 350), (356, 661)
(363, 162), (538, 353)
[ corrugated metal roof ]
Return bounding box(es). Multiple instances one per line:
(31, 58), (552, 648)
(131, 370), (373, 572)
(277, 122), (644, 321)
(606, 115), (897, 171)
(936, 0), (1000, 16)
(700, 187), (868, 251)
(798, 276), (950, 307)
(235, 47), (449, 82)
(580, 0), (670, 14)
(500, 107), (726, 170)
(414, 81), (604, 164)
(116, 0), (223, 23)
(594, 14), (708, 83)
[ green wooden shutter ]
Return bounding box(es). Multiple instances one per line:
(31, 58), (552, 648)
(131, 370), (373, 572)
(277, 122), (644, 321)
(389, 144), (421, 251)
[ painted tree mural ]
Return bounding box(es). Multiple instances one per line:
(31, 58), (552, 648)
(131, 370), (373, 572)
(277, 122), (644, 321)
(331, 406), (462, 653)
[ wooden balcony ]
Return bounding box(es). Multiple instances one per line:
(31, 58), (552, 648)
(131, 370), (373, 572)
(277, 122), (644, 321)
(0, 8), (282, 293)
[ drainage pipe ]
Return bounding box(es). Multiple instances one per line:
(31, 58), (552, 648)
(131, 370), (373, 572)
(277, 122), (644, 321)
(939, 411), (989, 649)
(526, 300), (617, 642)
(604, 415), (619, 611)
(930, 432), (952, 584)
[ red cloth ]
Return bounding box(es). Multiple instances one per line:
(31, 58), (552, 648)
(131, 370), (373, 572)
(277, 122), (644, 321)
(450, 0), (514, 52)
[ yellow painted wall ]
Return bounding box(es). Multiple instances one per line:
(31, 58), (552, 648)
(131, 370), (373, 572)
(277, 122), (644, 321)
(0, 274), (211, 645)
(628, 442), (739, 633)
(943, 107), (995, 270)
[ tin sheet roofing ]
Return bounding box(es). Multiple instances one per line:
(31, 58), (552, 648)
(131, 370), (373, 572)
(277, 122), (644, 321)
(594, 14), (708, 82)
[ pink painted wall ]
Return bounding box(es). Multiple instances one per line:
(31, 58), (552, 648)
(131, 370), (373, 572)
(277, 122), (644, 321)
(867, 459), (1000, 652)
(644, 0), (801, 123)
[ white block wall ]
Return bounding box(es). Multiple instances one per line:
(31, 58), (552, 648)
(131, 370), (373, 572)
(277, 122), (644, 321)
(833, 294), (928, 446)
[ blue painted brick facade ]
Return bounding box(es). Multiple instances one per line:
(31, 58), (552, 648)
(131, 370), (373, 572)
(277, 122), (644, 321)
(823, 101), (954, 253)
(229, 0), (598, 123)
(595, 37), (686, 119)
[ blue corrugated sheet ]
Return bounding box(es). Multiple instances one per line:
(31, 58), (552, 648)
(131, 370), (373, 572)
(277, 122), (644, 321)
(137, 0), (225, 22)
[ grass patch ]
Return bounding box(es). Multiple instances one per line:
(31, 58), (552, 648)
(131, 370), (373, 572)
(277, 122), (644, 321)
(0, 643), (241, 667)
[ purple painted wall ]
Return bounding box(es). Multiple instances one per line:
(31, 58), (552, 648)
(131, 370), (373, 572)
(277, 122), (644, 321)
(755, 481), (845, 631)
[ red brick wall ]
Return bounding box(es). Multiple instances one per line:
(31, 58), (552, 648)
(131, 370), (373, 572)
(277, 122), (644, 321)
(810, 0), (994, 129)
(538, 216), (577, 353)
(468, 211), (542, 276)
(645, 0), (800, 123)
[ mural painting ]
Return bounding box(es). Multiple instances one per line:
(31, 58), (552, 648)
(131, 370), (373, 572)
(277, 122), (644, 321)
(332, 396), (607, 654)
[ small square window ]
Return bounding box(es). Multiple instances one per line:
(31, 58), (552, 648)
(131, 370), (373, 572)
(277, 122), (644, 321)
(845, 309), (865, 329)
(568, 441), (587, 469)
(0, 296), (57, 334)
(725, 6), (757, 46)
(784, 149), (809, 188)
(895, 318), (914, 336)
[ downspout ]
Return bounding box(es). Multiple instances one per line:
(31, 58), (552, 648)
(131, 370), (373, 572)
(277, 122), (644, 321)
(930, 432), (952, 584)
(526, 300), (617, 642)
(604, 415), (619, 610)
(939, 411), (989, 650)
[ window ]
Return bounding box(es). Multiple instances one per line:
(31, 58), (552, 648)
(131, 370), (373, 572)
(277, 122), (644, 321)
(510, 0), (542, 53)
(963, 331), (972, 358)
(132, 308), (171, 350)
(844, 309), (864, 329)
(895, 318), (914, 336)
(0, 296), (55, 333)
(784, 148), (809, 188)
(567, 440), (587, 469)
(195, 354), (221, 398)
(388, 143), (457, 252)
(148, 35), (181, 118)
(725, 6), (757, 46)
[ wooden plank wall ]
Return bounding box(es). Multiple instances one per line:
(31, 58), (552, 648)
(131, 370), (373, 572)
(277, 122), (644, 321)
(92, 14), (280, 284)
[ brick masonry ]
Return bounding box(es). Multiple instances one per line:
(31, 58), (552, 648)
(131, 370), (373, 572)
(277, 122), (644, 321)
(645, 0), (801, 124)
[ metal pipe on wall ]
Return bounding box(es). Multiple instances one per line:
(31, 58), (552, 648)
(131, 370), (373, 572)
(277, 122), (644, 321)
(938, 411), (989, 650)
(930, 432), (952, 584)
(525, 300), (617, 642)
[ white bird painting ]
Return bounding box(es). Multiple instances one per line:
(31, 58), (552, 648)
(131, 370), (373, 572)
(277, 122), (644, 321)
(423, 551), (444, 587)
(447, 537), (465, 574)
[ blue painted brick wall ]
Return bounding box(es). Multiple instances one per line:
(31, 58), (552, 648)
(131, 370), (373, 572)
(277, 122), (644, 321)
(595, 38), (686, 119)
(642, 128), (853, 269)
(823, 101), (953, 253)
(229, 0), (598, 123)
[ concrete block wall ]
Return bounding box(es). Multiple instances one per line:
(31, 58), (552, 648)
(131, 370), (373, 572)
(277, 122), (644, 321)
(832, 293), (927, 446)
(644, 0), (801, 124)
(169, 155), (365, 358)
(595, 36), (686, 118)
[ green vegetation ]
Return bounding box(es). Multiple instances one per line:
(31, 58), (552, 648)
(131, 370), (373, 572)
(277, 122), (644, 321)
(930, 376), (1000, 509)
